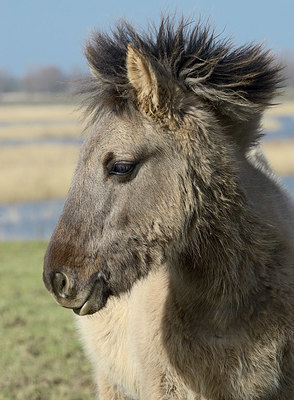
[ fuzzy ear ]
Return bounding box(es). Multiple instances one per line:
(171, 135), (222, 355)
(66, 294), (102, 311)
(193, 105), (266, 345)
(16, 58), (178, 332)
(126, 43), (159, 112)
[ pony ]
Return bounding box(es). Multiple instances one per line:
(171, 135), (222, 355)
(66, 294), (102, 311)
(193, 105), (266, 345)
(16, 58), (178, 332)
(43, 17), (294, 399)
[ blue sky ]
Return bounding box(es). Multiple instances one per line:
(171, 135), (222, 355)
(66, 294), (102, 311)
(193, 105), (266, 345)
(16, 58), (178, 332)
(1, 0), (293, 76)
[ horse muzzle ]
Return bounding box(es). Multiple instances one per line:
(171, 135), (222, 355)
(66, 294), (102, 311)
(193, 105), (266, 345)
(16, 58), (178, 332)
(43, 270), (111, 316)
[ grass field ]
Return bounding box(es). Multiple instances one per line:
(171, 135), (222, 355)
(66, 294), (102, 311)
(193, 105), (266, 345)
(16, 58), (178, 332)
(0, 101), (293, 140)
(262, 140), (294, 175)
(0, 101), (293, 203)
(0, 104), (82, 140)
(0, 241), (94, 400)
(0, 145), (79, 203)
(1, 140), (293, 203)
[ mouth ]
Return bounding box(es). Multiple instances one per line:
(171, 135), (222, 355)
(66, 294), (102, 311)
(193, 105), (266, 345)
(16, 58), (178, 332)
(73, 276), (111, 316)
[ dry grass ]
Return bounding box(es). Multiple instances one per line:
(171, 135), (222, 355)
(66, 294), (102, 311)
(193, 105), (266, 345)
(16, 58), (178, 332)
(0, 104), (79, 123)
(0, 104), (82, 203)
(0, 102), (293, 204)
(262, 101), (294, 132)
(265, 101), (294, 118)
(262, 140), (294, 175)
(0, 139), (293, 204)
(0, 145), (79, 203)
(0, 104), (84, 140)
(0, 122), (81, 140)
(261, 101), (294, 174)
(1, 101), (293, 140)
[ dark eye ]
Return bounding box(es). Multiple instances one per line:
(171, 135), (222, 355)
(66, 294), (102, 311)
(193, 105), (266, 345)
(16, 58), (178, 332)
(109, 162), (136, 176)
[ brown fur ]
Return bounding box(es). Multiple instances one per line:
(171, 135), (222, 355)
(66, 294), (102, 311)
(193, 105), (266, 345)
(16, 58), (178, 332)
(43, 17), (294, 399)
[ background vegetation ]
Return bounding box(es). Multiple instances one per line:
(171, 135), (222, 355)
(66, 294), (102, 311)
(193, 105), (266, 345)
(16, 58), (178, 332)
(0, 241), (94, 400)
(0, 103), (80, 203)
(1, 98), (294, 204)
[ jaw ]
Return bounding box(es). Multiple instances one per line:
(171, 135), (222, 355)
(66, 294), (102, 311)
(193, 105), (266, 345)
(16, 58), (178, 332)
(47, 271), (112, 316)
(73, 276), (112, 316)
(44, 219), (167, 316)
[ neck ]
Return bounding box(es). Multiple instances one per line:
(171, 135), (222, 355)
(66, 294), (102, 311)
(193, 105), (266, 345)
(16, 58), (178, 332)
(168, 187), (278, 333)
(168, 120), (278, 331)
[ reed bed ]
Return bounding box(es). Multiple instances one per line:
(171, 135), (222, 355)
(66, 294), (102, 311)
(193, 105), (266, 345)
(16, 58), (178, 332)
(262, 101), (294, 132)
(0, 104), (83, 140)
(0, 104), (79, 123)
(0, 123), (81, 140)
(262, 140), (294, 175)
(0, 145), (79, 203)
(0, 102), (293, 203)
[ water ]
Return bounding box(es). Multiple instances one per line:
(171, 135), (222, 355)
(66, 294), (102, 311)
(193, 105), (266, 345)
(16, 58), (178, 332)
(1, 103), (292, 240)
(265, 116), (294, 141)
(1, 177), (294, 240)
(0, 199), (64, 240)
(283, 176), (294, 193)
(0, 115), (292, 148)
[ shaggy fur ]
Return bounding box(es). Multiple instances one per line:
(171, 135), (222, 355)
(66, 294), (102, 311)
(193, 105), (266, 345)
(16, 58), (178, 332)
(43, 17), (294, 400)
(82, 17), (282, 121)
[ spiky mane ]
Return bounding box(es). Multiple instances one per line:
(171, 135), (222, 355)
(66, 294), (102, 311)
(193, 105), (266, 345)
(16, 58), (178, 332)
(81, 17), (282, 123)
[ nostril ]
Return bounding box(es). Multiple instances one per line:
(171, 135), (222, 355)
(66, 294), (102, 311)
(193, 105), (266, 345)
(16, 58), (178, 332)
(53, 272), (70, 298)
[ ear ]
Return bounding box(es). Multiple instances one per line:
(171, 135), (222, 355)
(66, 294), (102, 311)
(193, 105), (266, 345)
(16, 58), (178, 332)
(126, 43), (159, 113)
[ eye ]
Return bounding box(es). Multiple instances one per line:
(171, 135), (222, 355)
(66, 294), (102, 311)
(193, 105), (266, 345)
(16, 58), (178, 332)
(109, 162), (136, 176)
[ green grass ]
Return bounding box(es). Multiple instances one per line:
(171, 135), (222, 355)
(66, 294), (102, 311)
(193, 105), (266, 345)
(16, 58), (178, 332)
(0, 241), (95, 400)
